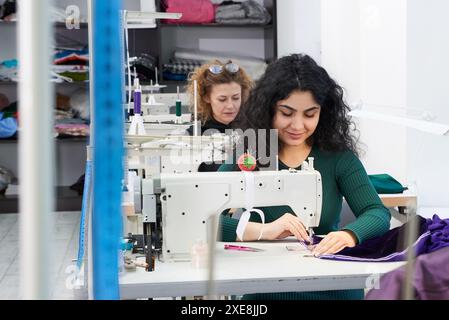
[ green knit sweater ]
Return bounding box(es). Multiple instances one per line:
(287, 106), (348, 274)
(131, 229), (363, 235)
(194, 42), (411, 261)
(218, 146), (391, 300)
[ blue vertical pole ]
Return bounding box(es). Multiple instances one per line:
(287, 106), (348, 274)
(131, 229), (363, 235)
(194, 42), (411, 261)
(92, 0), (123, 299)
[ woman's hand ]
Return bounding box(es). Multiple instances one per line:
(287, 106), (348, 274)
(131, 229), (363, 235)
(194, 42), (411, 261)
(263, 213), (310, 241)
(312, 230), (357, 256)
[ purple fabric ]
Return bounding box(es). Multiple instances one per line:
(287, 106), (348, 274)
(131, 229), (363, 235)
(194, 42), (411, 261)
(365, 246), (449, 300)
(427, 215), (449, 252)
(316, 215), (449, 262)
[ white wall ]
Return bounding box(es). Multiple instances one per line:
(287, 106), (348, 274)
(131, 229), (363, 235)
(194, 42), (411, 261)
(357, 0), (407, 183)
(321, 0), (360, 104)
(406, 0), (449, 207)
(321, 0), (408, 185)
(321, 0), (449, 208)
(277, 0), (321, 61)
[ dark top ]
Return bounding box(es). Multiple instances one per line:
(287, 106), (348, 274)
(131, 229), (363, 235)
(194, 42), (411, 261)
(186, 117), (231, 136)
(187, 117), (232, 172)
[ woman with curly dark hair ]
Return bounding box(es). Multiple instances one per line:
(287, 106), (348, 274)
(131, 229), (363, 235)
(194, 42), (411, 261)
(219, 54), (391, 300)
(234, 53), (359, 157)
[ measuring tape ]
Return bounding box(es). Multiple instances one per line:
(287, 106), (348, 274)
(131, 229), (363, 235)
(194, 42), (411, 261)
(77, 159), (91, 271)
(92, 0), (124, 300)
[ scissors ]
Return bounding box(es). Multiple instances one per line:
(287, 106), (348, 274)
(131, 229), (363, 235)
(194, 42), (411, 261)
(224, 244), (264, 252)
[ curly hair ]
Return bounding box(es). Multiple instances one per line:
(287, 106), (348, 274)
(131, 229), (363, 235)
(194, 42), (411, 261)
(186, 60), (253, 123)
(234, 53), (360, 156)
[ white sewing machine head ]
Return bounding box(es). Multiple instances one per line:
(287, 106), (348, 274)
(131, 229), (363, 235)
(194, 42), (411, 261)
(122, 134), (234, 235)
(125, 134), (233, 175)
(160, 162), (322, 261)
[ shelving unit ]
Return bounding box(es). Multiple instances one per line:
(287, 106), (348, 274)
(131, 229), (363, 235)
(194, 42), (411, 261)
(0, 20), (88, 27)
(1, 186), (84, 214)
(0, 0), (278, 212)
(0, 10), (90, 213)
(126, 0), (277, 93)
(0, 135), (88, 213)
(158, 23), (275, 28)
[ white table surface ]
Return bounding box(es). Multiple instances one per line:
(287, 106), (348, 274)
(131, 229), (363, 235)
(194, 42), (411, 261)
(119, 240), (404, 299)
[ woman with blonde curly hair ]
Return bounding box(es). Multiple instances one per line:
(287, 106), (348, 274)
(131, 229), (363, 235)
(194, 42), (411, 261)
(185, 60), (253, 136)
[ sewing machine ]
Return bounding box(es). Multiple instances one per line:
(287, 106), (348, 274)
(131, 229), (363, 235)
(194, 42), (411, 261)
(123, 133), (234, 255)
(140, 92), (189, 116)
(124, 92), (192, 135)
(159, 159), (322, 262)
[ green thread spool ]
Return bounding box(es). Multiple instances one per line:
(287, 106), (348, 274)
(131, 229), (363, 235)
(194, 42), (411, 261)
(175, 100), (182, 116)
(176, 86), (182, 117)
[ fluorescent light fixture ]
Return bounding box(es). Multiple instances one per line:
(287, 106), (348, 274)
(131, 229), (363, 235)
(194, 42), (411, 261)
(349, 109), (449, 136)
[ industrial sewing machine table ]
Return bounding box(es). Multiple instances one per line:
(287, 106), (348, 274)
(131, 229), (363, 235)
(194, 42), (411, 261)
(119, 239), (404, 299)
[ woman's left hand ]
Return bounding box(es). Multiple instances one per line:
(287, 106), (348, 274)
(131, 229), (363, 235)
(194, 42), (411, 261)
(312, 230), (357, 256)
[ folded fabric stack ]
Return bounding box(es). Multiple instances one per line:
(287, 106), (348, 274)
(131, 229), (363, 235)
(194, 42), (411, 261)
(0, 95), (17, 138)
(54, 48), (89, 65)
(54, 123), (89, 137)
(0, 111), (17, 138)
(128, 53), (157, 84)
(172, 48), (267, 80)
(0, 59), (18, 82)
(0, 165), (17, 195)
(54, 89), (89, 138)
(368, 173), (408, 194)
(162, 58), (203, 81)
(162, 0), (215, 24)
(53, 48), (89, 83)
(214, 0), (271, 25)
(55, 108), (77, 121)
(161, 0), (271, 25)
(1, 49), (89, 83)
(0, 0), (16, 21)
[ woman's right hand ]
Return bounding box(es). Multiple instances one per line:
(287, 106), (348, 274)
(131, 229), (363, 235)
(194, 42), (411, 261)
(263, 213), (310, 241)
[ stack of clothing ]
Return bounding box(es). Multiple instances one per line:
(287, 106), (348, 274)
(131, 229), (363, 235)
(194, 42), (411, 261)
(128, 53), (157, 84)
(0, 93), (17, 138)
(162, 58), (203, 81)
(170, 48), (267, 80)
(0, 59), (18, 82)
(54, 90), (89, 138)
(161, 0), (271, 25)
(0, 90), (90, 139)
(53, 48), (89, 83)
(0, 0), (15, 21)
(213, 0), (271, 25)
(162, 0), (215, 24)
(0, 49), (89, 83)
(0, 165), (17, 195)
(54, 123), (89, 137)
